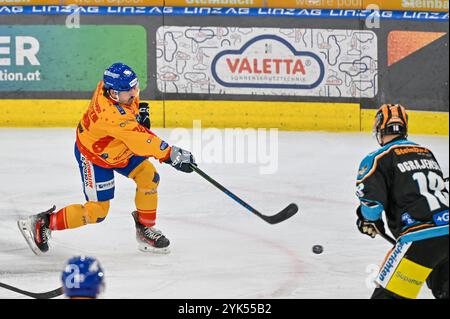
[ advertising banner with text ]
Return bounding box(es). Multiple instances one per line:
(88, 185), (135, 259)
(157, 26), (378, 98)
(1, 0), (448, 11)
(266, 0), (449, 12)
(0, 25), (147, 91)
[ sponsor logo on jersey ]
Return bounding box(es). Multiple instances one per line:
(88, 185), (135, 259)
(81, 156), (94, 189)
(433, 210), (449, 226)
(378, 243), (407, 282)
(401, 212), (416, 227)
(394, 271), (424, 287)
(394, 147), (430, 156)
(96, 179), (115, 191)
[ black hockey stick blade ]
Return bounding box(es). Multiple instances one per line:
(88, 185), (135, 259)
(0, 282), (63, 299)
(259, 203), (299, 225)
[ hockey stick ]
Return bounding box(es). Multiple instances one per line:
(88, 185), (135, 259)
(190, 165), (299, 224)
(0, 281), (63, 299)
(372, 223), (397, 245)
(379, 231), (396, 245)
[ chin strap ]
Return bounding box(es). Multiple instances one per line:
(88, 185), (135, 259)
(108, 90), (120, 102)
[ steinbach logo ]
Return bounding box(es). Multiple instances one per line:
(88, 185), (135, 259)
(211, 35), (325, 90)
(402, 0), (449, 10)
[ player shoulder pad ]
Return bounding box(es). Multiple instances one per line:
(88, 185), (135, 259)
(357, 139), (418, 182)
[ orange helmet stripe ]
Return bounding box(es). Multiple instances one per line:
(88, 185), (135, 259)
(381, 105), (390, 129)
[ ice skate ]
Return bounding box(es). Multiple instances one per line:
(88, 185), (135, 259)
(17, 206), (55, 256)
(131, 211), (170, 254)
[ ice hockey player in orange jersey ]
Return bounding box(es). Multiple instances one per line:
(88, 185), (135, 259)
(18, 63), (197, 255)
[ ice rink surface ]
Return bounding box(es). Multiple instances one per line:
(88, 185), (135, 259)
(0, 128), (448, 299)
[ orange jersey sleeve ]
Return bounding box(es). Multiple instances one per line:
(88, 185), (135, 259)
(76, 81), (171, 168)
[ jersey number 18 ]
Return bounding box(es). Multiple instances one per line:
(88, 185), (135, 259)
(413, 172), (449, 211)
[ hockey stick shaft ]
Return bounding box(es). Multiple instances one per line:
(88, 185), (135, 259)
(379, 232), (396, 245)
(190, 165), (262, 217)
(190, 165), (298, 224)
(373, 223), (397, 245)
(0, 281), (63, 299)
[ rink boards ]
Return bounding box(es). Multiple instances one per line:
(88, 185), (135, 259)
(0, 6), (448, 134)
(0, 99), (448, 135)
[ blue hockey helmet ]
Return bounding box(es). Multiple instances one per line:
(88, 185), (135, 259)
(61, 256), (105, 298)
(103, 63), (139, 92)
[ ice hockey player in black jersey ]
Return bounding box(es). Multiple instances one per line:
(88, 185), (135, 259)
(356, 104), (449, 299)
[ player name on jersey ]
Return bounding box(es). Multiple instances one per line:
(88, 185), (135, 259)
(397, 159), (442, 173)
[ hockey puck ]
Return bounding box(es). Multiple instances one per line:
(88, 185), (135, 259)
(312, 245), (323, 254)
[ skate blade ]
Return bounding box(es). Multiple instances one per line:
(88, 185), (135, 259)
(17, 218), (43, 256)
(138, 243), (171, 255)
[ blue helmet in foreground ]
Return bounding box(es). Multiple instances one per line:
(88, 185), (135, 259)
(103, 63), (139, 92)
(61, 256), (105, 298)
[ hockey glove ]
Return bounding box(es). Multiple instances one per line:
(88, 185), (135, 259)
(356, 206), (385, 238)
(138, 102), (151, 129)
(165, 146), (197, 173)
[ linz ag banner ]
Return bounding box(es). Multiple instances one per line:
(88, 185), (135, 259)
(157, 27), (378, 98)
(1, 0), (448, 12)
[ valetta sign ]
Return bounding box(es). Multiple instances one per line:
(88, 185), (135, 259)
(157, 27), (378, 98)
(226, 58), (307, 76)
(212, 35), (325, 90)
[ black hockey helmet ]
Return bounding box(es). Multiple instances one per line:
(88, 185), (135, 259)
(373, 104), (408, 146)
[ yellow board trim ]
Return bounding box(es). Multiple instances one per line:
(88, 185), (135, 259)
(361, 109), (449, 136)
(0, 99), (164, 128)
(165, 101), (360, 131)
(0, 100), (448, 135)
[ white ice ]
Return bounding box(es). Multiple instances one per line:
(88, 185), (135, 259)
(0, 128), (448, 299)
